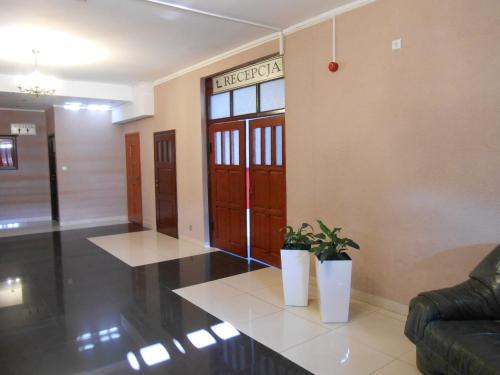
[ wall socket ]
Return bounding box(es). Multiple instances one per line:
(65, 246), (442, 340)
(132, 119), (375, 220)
(392, 38), (402, 50)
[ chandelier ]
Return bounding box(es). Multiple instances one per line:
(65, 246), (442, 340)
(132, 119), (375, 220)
(17, 49), (58, 97)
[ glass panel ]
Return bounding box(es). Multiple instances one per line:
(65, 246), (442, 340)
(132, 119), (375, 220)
(275, 125), (283, 166)
(264, 127), (272, 165)
(260, 78), (285, 112)
(157, 141), (162, 162)
(210, 92), (230, 119)
(232, 130), (239, 165)
(162, 141), (168, 163)
(0, 137), (16, 169)
(168, 140), (173, 163)
(215, 132), (222, 165)
(253, 128), (261, 165)
(223, 131), (231, 165)
(233, 86), (256, 116)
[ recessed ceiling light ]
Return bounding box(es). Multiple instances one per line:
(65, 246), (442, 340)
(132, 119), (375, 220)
(0, 26), (108, 66)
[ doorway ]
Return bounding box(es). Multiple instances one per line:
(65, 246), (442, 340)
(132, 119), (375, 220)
(47, 135), (59, 222)
(154, 130), (179, 238)
(125, 132), (143, 225)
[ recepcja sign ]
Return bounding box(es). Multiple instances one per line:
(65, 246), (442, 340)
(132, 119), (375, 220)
(212, 55), (284, 94)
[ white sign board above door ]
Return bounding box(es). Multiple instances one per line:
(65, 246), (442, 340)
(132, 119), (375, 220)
(11, 123), (36, 136)
(212, 55), (284, 94)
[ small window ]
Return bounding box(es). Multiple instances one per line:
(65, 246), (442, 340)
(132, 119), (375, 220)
(214, 132), (222, 165)
(231, 130), (240, 165)
(0, 136), (18, 170)
(264, 127), (272, 165)
(210, 92), (230, 119)
(233, 86), (256, 116)
(253, 128), (261, 165)
(223, 131), (231, 165)
(275, 125), (283, 166)
(260, 79), (285, 112)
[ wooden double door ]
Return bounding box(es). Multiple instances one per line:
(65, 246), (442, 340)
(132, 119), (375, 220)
(209, 116), (286, 267)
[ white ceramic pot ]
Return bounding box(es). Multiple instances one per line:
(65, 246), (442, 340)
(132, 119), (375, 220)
(315, 257), (352, 323)
(280, 249), (310, 306)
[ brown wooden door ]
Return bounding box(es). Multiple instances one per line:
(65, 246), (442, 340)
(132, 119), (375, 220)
(208, 121), (246, 257)
(125, 133), (142, 225)
(250, 116), (286, 267)
(154, 130), (178, 238)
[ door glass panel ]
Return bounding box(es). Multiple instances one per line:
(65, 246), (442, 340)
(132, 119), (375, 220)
(210, 92), (230, 119)
(260, 79), (285, 112)
(275, 125), (283, 166)
(232, 130), (239, 165)
(265, 127), (272, 165)
(215, 131), (222, 165)
(162, 141), (168, 163)
(223, 131), (231, 165)
(157, 142), (162, 162)
(253, 128), (261, 165)
(233, 86), (256, 116)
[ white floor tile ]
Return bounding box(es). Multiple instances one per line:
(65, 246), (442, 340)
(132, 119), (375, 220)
(173, 280), (245, 308)
(377, 308), (408, 323)
(398, 348), (417, 367)
(335, 311), (413, 357)
(372, 360), (420, 375)
(282, 331), (394, 375)
(287, 298), (379, 330)
(219, 267), (282, 293)
(88, 231), (215, 266)
(202, 293), (282, 325)
(237, 310), (329, 352)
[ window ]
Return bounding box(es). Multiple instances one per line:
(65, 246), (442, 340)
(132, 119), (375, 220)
(0, 136), (18, 170)
(210, 92), (230, 120)
(260, 78), (285, 112)
(233, 86), (256, 116)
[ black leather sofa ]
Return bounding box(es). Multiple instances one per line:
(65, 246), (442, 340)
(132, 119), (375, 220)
(405, 245), (500, 375)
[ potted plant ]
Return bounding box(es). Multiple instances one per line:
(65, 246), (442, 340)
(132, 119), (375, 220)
(280, 223), (314, 306)
(312, 220), (360, 322)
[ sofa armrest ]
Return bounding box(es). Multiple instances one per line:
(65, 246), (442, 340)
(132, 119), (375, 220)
(404, 279), (500, 343)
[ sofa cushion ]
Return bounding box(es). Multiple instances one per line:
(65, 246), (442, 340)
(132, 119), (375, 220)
(422, 320), (500, 374)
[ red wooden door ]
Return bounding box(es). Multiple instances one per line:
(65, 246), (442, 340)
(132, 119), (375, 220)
(125, 133), (142, 225)
(154, 130), (178, 238)
(208, 122), (246, 257)
(250, 116), (286, 267)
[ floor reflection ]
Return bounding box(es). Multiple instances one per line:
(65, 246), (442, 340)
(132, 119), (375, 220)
(0, 224), (311, 374)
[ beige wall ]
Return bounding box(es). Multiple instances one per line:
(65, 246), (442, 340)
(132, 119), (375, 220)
(125, 0), (500, 304)
(52, 107), (127, 225)
(0, 109), (51, 221)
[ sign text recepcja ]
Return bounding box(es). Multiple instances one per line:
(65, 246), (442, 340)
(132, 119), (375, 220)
(212, 56), (284, 94)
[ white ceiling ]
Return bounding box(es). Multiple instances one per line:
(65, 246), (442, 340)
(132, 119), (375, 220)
(0, 0), (353, 85)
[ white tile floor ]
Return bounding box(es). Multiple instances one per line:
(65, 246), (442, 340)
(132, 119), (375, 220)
(174, 267), (419, 375)
(88, 231), (216, 266)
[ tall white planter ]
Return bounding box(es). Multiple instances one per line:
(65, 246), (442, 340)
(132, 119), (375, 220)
(315, 257), (352, 323)
(281, 249), (310, 306)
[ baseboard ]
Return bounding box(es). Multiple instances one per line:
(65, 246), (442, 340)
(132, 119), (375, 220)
(59, 216), (129, 227)
(0, 216), (52, 224)
(179, 235), (210, 248)
(351, 288), (409, 316)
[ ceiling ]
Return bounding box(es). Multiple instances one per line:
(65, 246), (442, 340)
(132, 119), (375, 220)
(0, 0), (352, 85)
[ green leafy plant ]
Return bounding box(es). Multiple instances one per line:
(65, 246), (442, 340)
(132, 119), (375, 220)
(282, 223), (314, 250)
(312, 220), (360, 262)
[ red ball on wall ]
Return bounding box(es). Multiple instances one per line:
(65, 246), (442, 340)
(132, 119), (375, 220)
(328, 61), (339, 72)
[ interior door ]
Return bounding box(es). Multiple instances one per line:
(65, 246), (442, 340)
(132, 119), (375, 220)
(208, 121), (246, 257)
(125, 132), (142, 225)
(154, 130), (178, 238)
(250, 116), (286, 267)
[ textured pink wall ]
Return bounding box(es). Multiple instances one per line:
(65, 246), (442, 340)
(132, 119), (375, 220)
(285, 0), (500, 303)
(0, 109), (51, 221)
(52, 107), (127, 225)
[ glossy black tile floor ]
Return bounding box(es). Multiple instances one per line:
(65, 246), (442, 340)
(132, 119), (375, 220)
(0, 224), (312, 374)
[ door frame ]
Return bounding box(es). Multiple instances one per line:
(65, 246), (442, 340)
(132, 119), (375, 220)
(125, 132), (143, 225)
(154, 130), (179, 238)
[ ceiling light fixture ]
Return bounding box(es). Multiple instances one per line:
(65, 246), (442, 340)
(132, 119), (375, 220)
(17, 49), (58, 97)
